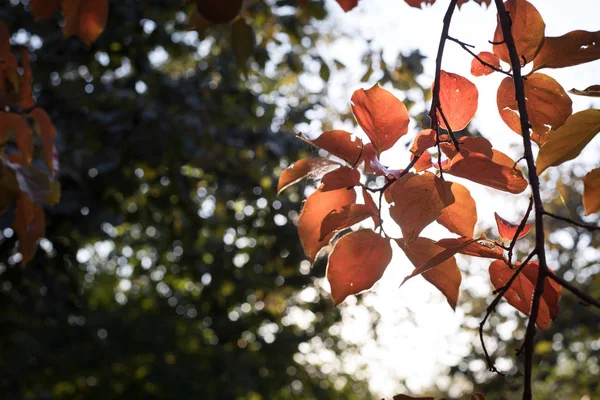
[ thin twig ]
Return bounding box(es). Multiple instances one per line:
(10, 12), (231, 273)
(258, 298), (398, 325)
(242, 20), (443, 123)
(546, 273), (600, 310)
(507, 197), (534, 265)
(436, 105), (460, 150)
(493, 2), (550, 399)
(544, 211), (600, 232)
(447, 36), (512, 77)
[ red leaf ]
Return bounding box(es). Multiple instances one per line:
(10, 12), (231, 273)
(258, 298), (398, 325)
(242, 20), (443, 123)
(438, 182), (477, 237)
(30, 0), (61, 19)
(492, 0), (545, 65)
(533, 30), (600, 71)
(336, 0), (358, 12)
(319, 204), (376, 241)
(583, 168), (600, 216)
(298, 130), (363, 166)
(29, 108), (57, 173)
(412, 152), (433, 172)
(397, 237), (462, 310)
(489, 260), (561, 328)
(78, 0), (109, 45)
(14, 192), (45, 265)
(321, 167), (360, 192)
(437, 71), (478, 131)
(277, 158), (340, 195)
(361, 187), (382, 226)
(497, 73), (572, 145)
(327, 230), (392, 305)
(298, 186), (356, 261)
(403, 0), (435, 8)
(494, 212), (531, 241)
(351, 84), (409, 154)
(389, 172), (455, 245)
(470, 51), (501, 77)
(437, 237), (504, 259)
(410, 129), (436, 155)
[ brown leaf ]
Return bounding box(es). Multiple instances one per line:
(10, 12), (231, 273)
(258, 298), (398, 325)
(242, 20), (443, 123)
(440, 136), (493, 160)
(30, 0), (61, 19)
(360, 143), (392, 176)
(521, 262), (562, 320)
(532, 30), (600, 71)
(78, 0), (108, 45)
(336, 0), (359, 12)
(29, 108), (57, 173)
(437, 237), (504, 259)
(392, 395), (435, 400)
(471, 51), (501, 76)
(298, 130), (363, 166)
(320, 204), (377, 241)
(569, 85), (600, 98)
(61, 0), (82, 38)
(0, 112), (33, 163)
(277, 158), (340, 195)
(410, 129), (436, 155)
(492, 0), (545, 65)
(298, 186), (356, 261)
(494, 212), (531, 241)
(14, 192), (45, 265)
(351, 84), (410, 154)
(403, 0), (435, 8)
(583, 168), (600, 216)
(361, 187), (382, 226)
(413, 152), (433, 172)
(321, 167), (360, 192)
(497, 73), (572, 145)
(389, 172), (455, 245)
(438, 182), (477, 237)
(437, 71), (478, 131)
(327, 230), (391, 305)
(196, 0), (242, 24)
(397, 237), (462, 310)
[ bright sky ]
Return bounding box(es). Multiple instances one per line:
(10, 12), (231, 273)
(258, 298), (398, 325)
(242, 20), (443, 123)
(308, 0), (600, 397)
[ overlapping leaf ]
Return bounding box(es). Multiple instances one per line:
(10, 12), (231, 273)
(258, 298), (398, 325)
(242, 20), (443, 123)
(361, 187), (382, 226)
(437, 237), (504, 259)
(495, 212), (531, 241)
(410, 129), (436, 155)
(327, 230), (392, 305)
(471, 52), (501, 77)
(536, 109), (600, 174)
(583, 168), (600, 216)
(277, 158), (340, 195)
(336, 0), (359, 12)
(351, 84), (409, 154)
(437, 71), (478, 131)
(319, 204), (377, 241)
(437, 182), (477, 237)
(14, 192), (45, 265)
(321, 167), (360, 192)
(497, 73), (572, 144)
(29, 108), (57, 173)
(532, 30), (600, 71)
(569, 85), (600, 97)
(298, 130), (363, 166)
(389, 172), (455, 245)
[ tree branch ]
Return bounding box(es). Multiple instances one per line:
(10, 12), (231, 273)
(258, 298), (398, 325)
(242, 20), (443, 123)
(544, 211), (600, 232)
(447, 36), (513, 77)
(546, 273), (600, 310)
(507, 197), (534, 265)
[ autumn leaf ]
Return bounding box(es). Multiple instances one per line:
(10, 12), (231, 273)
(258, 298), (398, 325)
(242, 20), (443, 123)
(440, 136), (493, 160)
(336, 0), (359, 12)
(360, 143), (393, 176)
(492, 0), (545, 65)
(410, 129), (436, 155)
(471, 51), (501, 77)
(536, 109), (600, 175)
(78, 0), (109, 45)
(532, 30), (600, 71)
(30, 0), (61, 20)
(298, 130), (363, 166)
(389, 172), (455, 245)
(497, 73), (572, 144)
(437, 71), (478, 131)
(457, 0), (491, 8)
(437, 237), (505, 259)
(321, 167), (360, 192)
(14, 192), (45, 265)
(438, 182), (477, 237)
(320, 204), (377, 241)
(489, 260), (561, 328)
(29, 108), (57, 173)
(361, 187), (382, 227)
(397, 237), (462, 310)
(494, 212), (531, 241)
(403, 0), (435, 8)
(351, 84), (410, 154)
(277, 158), (340, 195)
(569, 85), (600, 98)
(326, 230), (392, 305)
(0, 112), (33, 163)
(196, 0), (243, 24)
(298, 186), (356, 261)
(392, 395), (435, 400)
(583, 168), (600, 216)
(413, 152), (433, 172)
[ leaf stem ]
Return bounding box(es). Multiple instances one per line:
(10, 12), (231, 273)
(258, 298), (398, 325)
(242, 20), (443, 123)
(447, 35), (513, 77)
(507, 197), (534, 265)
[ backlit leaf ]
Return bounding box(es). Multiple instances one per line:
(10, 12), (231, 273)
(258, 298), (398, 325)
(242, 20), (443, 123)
(78, 0), (109, 45)
(360, 143), (393, 176)
(470, 51), (501, 77)
(298, 130), (363, 166)
(327, 230), (391, 305)
(277, 158), (340, 195)
(492, 0), (545, 65)
(536, 109), (600, 174)
(321, 167), (360, 192)
(532, 30), (600, 71)
(437, 71), (478, 131)
(361, 187), (382, 227)
(438, 182), (477, 237)
(494, 212), (531, 241)
(336, 0), (359, 12)
(403, 0), (435, 8)
(583, 168), (600, 216)
(0, 112), (33, 163)
(298, 186), (356, 261)
(397, 237), (462, 310)
(413, 152), (433, 172)
(497, 73), (572, 144)
(29, 108), (57, 172)
(569, 85), (600, 97)
(320, 204), (377, 241)
(437, 237), (504, 259)
(14, 192), (45, 265)
(410, 129), (436, 155)
(389, 172), (455, 245)
(351, 84), (409, 154)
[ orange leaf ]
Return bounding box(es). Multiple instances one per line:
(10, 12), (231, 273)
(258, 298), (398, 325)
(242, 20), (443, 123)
(412, 152), (433, 172)
(0, 112), (33, 163)
(437, 237), (504, 259)
(404, 0), (435, 8)
(14, 192), (45, 265)
(326, 230), (391, 305)
(361, 187), (382, 227)
(389, 172), (455, 245)
(583, 168), (600, 216)
(351, 84), (409, 154)
(298, 186), (356, 261)
(494, 212), (531, 241)
(277, 158), (340, 195)
(437, 71), (478, 131)
(196, 0), (243, 24)
(440, 136), (493, 160)
(320, 204), (377, 241)
(410, 129), (436, 155)
(397, 237), (462, 309)
(492, 0), (545, 65)
(30, 0), (61, 19)
(17, 50), (35, 109)
(360, 143), (392, 176)
(298, 130), (363, 166)
(497, 73), (572, 145)
(61, 0), (82, 38)
(336, 0), (358, 12)
(321, 167), (360, 192)
(569, 85), (600, 98)
(489, 260), (561, 328)
(29, 108), (57, 172)
(532, 30), (600, 71)
(444, 148), (528, 194)
(438, 182), (477, 237)
(78, 0), (109, 45)
(470, 51), (501, 77)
